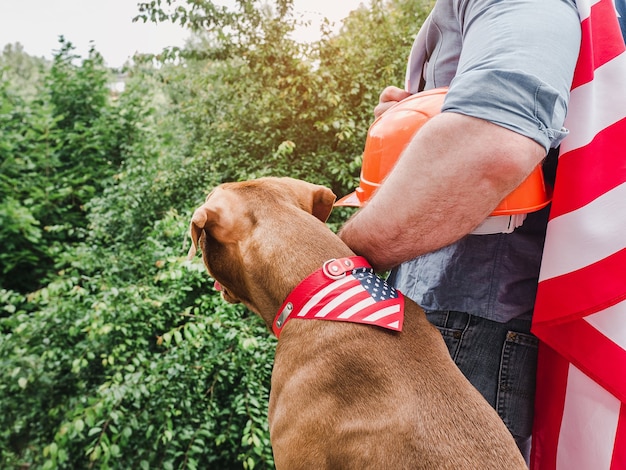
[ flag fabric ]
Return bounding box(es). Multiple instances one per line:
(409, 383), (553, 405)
(530, 0), (626, 468)
(273, 258), (404, 337)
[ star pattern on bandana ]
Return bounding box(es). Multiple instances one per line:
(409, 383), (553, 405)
(352, 268), (399, 302)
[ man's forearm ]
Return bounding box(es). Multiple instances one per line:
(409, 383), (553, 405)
(338, 112), (545, 271)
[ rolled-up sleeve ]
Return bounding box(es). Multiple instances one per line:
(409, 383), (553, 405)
(442, 0), (581, 151)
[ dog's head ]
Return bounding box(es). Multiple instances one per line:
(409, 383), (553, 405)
(187, 177), (337, 320)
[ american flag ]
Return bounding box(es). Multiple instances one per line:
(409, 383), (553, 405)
(530, 0), (626, 468)
(293, 267), (404, 332)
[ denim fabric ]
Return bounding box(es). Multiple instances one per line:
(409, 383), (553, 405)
(389, 202), (550, 322)
(426, 310), (538, 465)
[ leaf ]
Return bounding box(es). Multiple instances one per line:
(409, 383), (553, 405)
(110, 444), (120, 457)
(89, 444), (101, 461)
(74, 418), (85, 434)
(173, 330), (183, 344)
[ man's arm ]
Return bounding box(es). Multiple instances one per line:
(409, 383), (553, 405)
(338, 111), (545, 272)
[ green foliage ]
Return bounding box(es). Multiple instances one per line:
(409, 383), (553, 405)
(0, 42), (48, 99)
(0, 75), (56, 292)
(130, 0), (433, 212)
(0, 0), (432, 468)
(0, 38), (146, 292)
(0, 213), (275, 469)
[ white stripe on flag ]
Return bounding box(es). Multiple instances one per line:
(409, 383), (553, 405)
(298, 275), (355, 317)
(337, 297), (376, 319)
(315, 285), (364, 318)
(556, 365), (621, 470)
(585, 299), (626, 351)
(561, 52), (626, 153)
(539, 182), (626, 281)
(362, 304), (402, 323)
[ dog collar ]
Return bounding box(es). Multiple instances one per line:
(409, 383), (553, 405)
(272, 256), (404, 338)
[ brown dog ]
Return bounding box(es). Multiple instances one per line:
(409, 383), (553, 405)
(188, 177), (527, 470)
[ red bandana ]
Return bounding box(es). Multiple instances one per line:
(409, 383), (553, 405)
(272, 256), (405, 338)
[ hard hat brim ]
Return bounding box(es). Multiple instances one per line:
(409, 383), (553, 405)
(334, 191), (362, 207)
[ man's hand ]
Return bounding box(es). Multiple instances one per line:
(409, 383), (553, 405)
(374, 86), (412, 118)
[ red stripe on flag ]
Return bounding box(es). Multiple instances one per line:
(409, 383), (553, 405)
(530, 343), (570, 470)
(533, 316), (626, 403)
(534, 247), (626, 324)
(571, 0), (626, 89)
(611, 404), (626, 469)
(549, 117), (626, 218)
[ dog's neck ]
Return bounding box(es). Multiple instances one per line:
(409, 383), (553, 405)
(242, 233), (356, 330)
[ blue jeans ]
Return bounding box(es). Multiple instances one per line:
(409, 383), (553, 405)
(426, 310), (538, 465)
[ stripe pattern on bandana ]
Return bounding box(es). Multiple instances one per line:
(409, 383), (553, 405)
(297, 267), (403, 326)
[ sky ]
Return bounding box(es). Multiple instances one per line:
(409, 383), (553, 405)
(0, 0), (365, 68)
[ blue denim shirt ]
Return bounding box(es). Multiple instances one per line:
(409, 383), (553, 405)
(393, 0), (581, 322)
(391, 202), (551, 322)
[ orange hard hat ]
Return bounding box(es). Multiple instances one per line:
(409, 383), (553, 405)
(335, 88), (448, 207)
(335, 87), (552, 216)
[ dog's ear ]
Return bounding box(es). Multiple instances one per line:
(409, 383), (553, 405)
(281, 178), (337, 223)
(187, 189), (240, 259)
(310, 186), (337, 222)
(187, 204), (215, 260)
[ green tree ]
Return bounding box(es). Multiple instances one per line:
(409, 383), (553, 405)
(0, 39), (146, 292)
(0, 61), (59, 292)
(0, 42), (48, 99)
